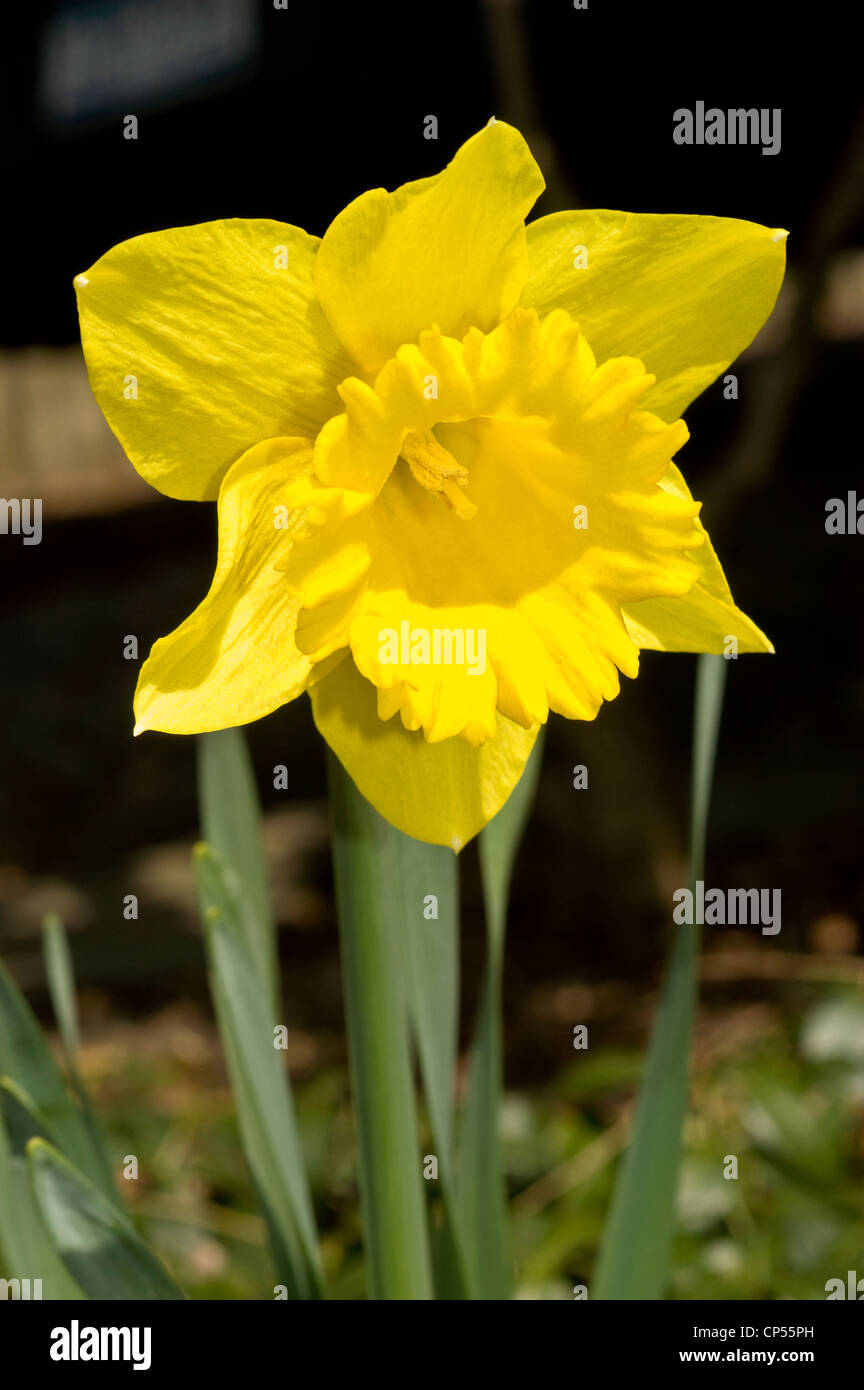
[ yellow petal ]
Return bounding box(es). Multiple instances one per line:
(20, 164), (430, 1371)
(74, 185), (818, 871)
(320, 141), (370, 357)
(622, 586), (773, 654)
(134, 438), (314, 734)
(310, 655), (539, 850)
(621, 461), (773, 653)
(314, 122), (545, 375)
(520, 211), (787, 420)
(76, 220), (352, 500)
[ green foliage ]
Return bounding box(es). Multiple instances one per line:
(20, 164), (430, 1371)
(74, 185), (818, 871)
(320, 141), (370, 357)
(593, 656), (727, 1299)
(0, 920), (180, 1299)
(2, 718), (857, 1303)
(28, 1138), (185, 1301)
(195, 844), (324, 1300)
(197, 729), (279, 1014)
(2, 920), (861, 1301)
(510, 990), (864, 1300)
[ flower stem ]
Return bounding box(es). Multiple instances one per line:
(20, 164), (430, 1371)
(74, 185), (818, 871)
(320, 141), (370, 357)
(327, 754), (434, 1300)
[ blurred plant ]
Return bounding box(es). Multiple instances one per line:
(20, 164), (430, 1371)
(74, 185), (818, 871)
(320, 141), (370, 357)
(0, 657), (765, 1300)
(3, 892), (861, 1300)
(0, 724), (541, 1300)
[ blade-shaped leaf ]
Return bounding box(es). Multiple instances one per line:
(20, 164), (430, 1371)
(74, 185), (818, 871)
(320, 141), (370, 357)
(41, 914), (79, 1064)
(0, 954), (112, 1197)
(197, 729), (279, 1013)
(593, 654), (727, 1299)
(460, 732), (544, 1299)
(28, 1137), (184, 1300)
(387, 819), (473, 1297)
(41, 914), (115, 1196)
(397, 837), (459, 1164)
(0, 1087), (85, 1299)
(195, 843), (324, 1300)
(478, 729), (545, 936)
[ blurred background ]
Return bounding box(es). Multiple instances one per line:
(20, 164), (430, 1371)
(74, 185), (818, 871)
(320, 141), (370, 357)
(1, 0), (863, 1298)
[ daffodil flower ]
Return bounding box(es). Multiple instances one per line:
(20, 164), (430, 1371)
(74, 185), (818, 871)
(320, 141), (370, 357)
(76, 122), (785, 849)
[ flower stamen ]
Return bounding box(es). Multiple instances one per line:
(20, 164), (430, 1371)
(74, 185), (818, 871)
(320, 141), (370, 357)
(400, 429), (477, 520)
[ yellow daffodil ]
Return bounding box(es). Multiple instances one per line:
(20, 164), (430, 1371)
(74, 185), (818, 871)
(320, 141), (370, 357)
(75, 122), (786, 849)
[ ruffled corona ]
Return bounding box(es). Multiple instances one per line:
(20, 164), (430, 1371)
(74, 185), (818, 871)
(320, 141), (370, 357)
(285, 308), (702, 746)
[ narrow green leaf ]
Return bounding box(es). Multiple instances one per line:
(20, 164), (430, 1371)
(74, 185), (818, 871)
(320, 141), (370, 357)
(388, 815), (473, 1296)
(327, 753), (434, 1300)
(593, 654), (728, 1300)
(41, 914), (79, 1063)
(689, 654), (729, 883)
(197, 729), (279, 1013)
(41, 914), (115, 1196)
(0, 1087), (85, 1298)
(478, 731), (545, 938)
(194, 841), (245, 940)
(27, 1137), (184, 1300)
(398, 838), (459, 1165)
(0, 954), (112, 1197)
(460, 732), (544, 1299)
(2, 1075), (57, 1151)
(195, 843), (324, 1300)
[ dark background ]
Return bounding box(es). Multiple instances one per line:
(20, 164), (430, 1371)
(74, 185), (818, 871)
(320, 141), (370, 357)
(0, 3), (862, 1293)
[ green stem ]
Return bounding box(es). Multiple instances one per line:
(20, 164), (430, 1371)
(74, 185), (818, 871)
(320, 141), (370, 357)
(327, 754), (433, 1300)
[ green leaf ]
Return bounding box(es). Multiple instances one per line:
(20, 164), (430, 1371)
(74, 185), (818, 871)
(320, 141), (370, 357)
(593, 654), (727, 1299)
(41, 914), (79, 1063)
(0, 1087), (85, 1298)
(460, 732), (544, 1300)
(689, 653), (729, 883)
(27, 1137), (184, 1300)
(398, 838), (459, 1165)
(389, 816), (473, 1297)
(197, 729), (279, 1014)
(0, 954), (112, 1197)
(41, 914), (115, 1196)
(327, 753), (434, 1300)
(195, 843), (324, 1300)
